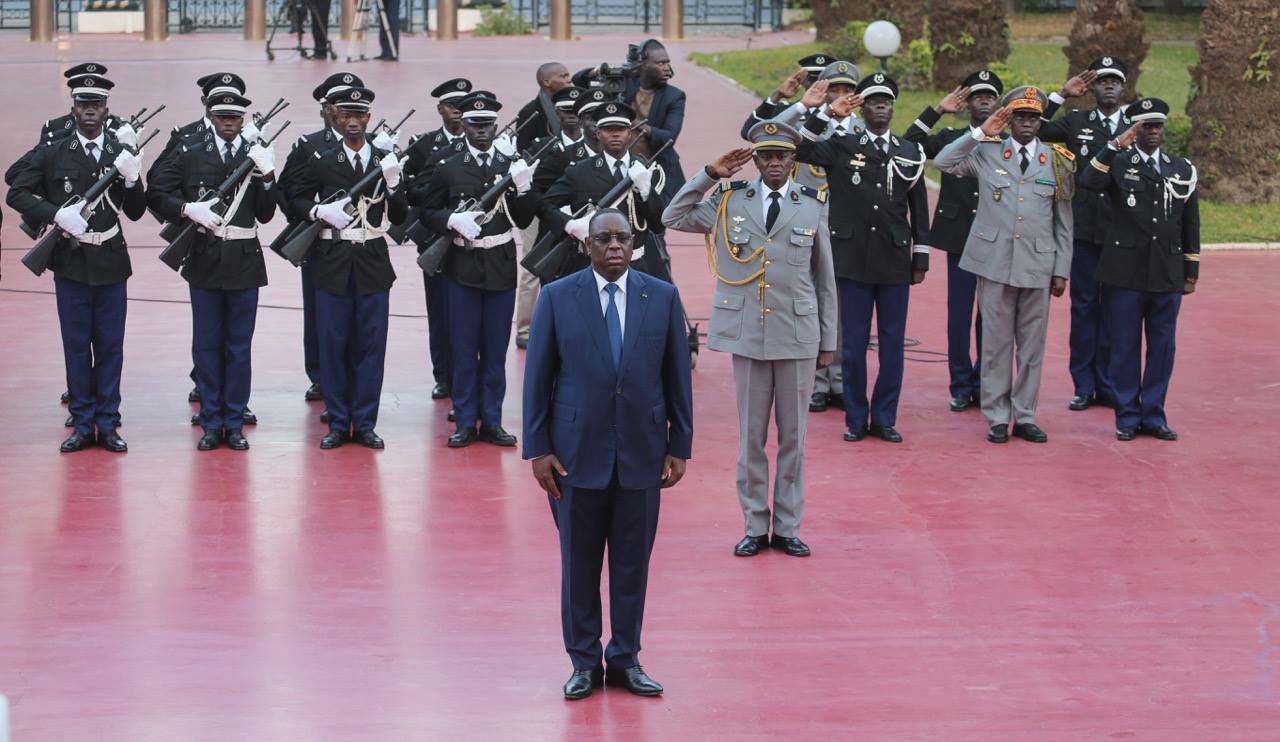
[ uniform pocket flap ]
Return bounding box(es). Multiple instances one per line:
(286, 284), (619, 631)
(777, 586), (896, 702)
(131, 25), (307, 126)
(937, 201), (960, 219)
(1033, 184), (1056, 197)
(793, 298), (817, 315)
(714, 293), (746, 311)
(788, 234), (814, 247)
(973, 225), (999, 242)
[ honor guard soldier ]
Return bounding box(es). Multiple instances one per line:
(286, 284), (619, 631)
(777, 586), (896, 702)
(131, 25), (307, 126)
(147, 93), (278, 451)
(796, 73), (930, 443)
(7, 70), (147, 453)
(1040, 56), (1132, 412)
(904, 69), (1005, 412)
(277, 72), (366, 406)
(1079, 98), (1198, 442)
(285, 86), (407, 450)
(538, 101), (669, 282)
(935, 86), (1075, 444)
(150, 73), (250, 184)
(419, 93), (538, 448)
(739, 53), (840, 139)
(662, 122), (836, 558)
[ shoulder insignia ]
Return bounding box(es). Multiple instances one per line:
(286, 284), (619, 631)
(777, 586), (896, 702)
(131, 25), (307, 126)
(1051, 143), (1075, 161)
(433, 132), (443, 143)
(721, 180), (749, 192)
(313, 151), (323, 159)
(798, 185), (825, 203)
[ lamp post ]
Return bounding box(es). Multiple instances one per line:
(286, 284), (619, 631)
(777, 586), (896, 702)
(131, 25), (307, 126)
(863, 20), (901, 73)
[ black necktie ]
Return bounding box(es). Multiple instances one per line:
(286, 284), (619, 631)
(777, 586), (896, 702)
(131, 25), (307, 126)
(766, 192), (781, 232)
(613, 160), (624, 180)
(1019, 147), (1030, 173)
(223, 141), (234, 164)
(353, 153), (363, 173)
(478, 153), (489, 173)
(879, 138), (889, 156)
(1148, 156), (1160, 175)
(85, 141), (99, 163)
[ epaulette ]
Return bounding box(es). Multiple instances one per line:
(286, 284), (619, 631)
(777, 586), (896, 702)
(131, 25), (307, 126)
(798, 185), (826, 203)
(313, 150), (323, 159)
(1051, 143), (1075, 161)
(720, 180), (749, 192)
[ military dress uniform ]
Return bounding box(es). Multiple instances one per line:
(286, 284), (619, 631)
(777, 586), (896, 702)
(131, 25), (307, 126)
(419, 94), (537, 447)
(285, 86), (407, 449)
(795, 74), (930, 441)
(1039, 56), (1132, 409)
(662, 121), (836, 556)
(147, 93), (277, 449)
(904, 69), (1006, 410)
(6, 71), (147, 452)
(1078, 98), (1199, 440)
(148, 73), (247, 186)
(934, 86), (1075, 441)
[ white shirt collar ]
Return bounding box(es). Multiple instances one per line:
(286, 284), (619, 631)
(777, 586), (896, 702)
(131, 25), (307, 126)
(466, 142), (494, 161)
(204, 117), (215, 132)
(1101, 109), (1122, 129)
(1013, 138), (1040, 159)
(580, 141), (597, 157)
(330, 128), (343, 141)
(594, 268), (629, 295)
(343, 140), (372, 165)
(603, 150), (632, 173)
(760, 178), (790, 200)
(214, 135), (243, 154)
(560, 130), (579, 147)
(76, 130), (105, 151)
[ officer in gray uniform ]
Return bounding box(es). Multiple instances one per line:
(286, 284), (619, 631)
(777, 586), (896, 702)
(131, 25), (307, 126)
(662, 121), (836, 559)
(934, 86), (1075, 444)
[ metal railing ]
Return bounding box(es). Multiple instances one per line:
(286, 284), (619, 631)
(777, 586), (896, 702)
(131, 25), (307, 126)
(509, 0), (781, 30)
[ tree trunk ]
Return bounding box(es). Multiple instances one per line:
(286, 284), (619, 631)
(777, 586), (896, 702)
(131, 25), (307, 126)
(1063, 0), (1150, 110)
(1188, 0), (1280, 203)
(928, 0), (1010, 90)
(813, 0), (925, 44)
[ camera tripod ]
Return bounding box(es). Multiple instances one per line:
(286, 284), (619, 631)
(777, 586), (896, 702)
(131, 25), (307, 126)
(266, 0), (338, 62)
(343, 0), (396, 62)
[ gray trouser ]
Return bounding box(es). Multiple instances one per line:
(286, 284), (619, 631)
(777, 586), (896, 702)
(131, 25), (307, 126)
(813, 313), (842, 394)
(515, 219), (541, 339)
(976, 277), (1050, 427)
(733, 355), (816, 538)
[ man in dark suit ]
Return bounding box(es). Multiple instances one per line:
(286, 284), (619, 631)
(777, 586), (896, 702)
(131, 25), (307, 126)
(523, 208), (693, 700)
(515, 62), (572, 153)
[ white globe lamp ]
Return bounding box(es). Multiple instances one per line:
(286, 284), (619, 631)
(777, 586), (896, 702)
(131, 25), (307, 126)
(864, 20), (902, 72)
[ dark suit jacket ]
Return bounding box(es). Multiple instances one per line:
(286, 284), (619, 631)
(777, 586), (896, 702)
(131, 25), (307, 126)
(523, 268), (693, 491)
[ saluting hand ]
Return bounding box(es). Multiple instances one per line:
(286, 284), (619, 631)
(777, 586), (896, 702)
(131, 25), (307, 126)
(707, 147), (754, 179)
(661, 456), (686, 489)
(980, 106), (1013, 138)
(800, 79), (829, 110)
(1062, 70), (1099, 99)
(1112, 122), (1140, 150)
(773, 68), (809, 101)
(532, 455), (568, 500)
(827, 92), (863, 120)
(936, 86), (971, 115)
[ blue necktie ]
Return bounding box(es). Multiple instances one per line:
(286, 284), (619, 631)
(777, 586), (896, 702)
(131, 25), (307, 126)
(605, 283), (622, 369)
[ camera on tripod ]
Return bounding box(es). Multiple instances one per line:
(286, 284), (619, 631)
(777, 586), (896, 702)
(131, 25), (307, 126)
(595, 44), (643, 98)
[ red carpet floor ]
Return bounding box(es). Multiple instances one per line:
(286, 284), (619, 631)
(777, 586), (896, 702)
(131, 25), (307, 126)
(1, 32), (1279, 741)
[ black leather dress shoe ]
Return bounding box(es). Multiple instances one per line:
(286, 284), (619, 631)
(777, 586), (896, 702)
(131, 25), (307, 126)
(479, 425), (517, 446)
(60, 431), (95, 453)
(320, 409), (331, 424)
(563, 666), (604, 700)
(842, 426), (864, 442)
(430, 382), (450, 400)
(1012, 423), (1048, 443)
(1116, 427), (1137, 441)
(447, 408), (456, 423)
(99, 430), (128, 453)
(733, 534), (768, 557)
(604, 665), (663, 696)
(354, 430), (385, 449)
(304, 383), (323, 401)
(65, 415), (74, 428)
(226, 430), (249, 450)
(868, 424), (903, 443)
(809, 392), (828, 413)
(950, 395), (973, 412)
(197, 430), (221, 451)
(191, 414), (200, 426)
(1141, 424), (1178, 441)
(769, 534), (811, 557)
(448, 427), (478, 448)
(61, 390), (70, 405)
(1068, 394), (1091, 411)
(826, 393), (845, 411)
(241, 408), (258, 426)
(188, 386), (201, 403)
(987, 424), (1009, 443)
(320, 430), (348, 449)
(515, 335), (528, 350)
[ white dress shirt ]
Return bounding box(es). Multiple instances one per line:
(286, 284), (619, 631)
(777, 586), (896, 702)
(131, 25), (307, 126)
(343, 140), (372, 171)
(602, 151), (632, 177)
(76, 131), (106, 161)
(760, 179), (790, 225)
(215, 135), (243, 162)
(466, 142), (495, 164)
(1141, 147), (1163, 174)
(593, 267), (629, 338)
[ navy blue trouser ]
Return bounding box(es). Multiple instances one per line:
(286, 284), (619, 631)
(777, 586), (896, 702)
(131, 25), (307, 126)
(1069, 239), (1115, 400)
(423, 273), (451, 386)
(55, 275), (126, 436)
(301, 259), (321, 385)
(315, 273), (390, 434)
(838, 278), (909, 430)
(559, 471), (661, 671)
(442, 277), (515, 430)
(190, 286), (258, 433)
(946, 251), (982, 400)
(1104, 286), (1181, 431)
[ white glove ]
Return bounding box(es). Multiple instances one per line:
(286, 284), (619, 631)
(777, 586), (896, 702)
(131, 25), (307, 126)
(493, 132), (517, 157)
(509, 158), (537, 194)
(379, 153), (403, 190)
(565, 213), (592, 242)
(314, 198), (353, 229)
(113, 122), (139, 150)
(54, 202), (88, 237)
(447, 210), (484, 240)
(113, 149), (143, 185)
(242, 119), (266, 144)
(628, 161), (654, 199)
(373, 129), (400, 152)
(183, 198), (223, 231)
(247, 142), (276, 177)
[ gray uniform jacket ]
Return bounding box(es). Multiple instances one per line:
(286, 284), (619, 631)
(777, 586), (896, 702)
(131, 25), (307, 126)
(663, 168), (837, 360)
(935, 132), (1074, 289)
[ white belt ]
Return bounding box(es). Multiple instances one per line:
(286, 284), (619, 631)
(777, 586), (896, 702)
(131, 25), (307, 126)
(210, 225), (258, 241)
(320, 227), (388, 243)
(74, 224), (121, 246)
(453, 230), (514, 249)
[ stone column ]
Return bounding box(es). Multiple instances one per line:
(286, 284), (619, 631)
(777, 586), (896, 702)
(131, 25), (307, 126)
(143, 0), (168, 40)
(244, 0), (266, 40)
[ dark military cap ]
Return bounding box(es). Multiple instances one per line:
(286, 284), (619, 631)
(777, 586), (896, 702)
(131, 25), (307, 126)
(468, 89), (498, 101)
(817, 60), (859, 87)
(798, 53), (833, 74)
(458, 92), (501, 122)
(68, 74), (114, 101)
(312, 72), (364, 102)
(1003, 85), (1048, 115)
(1125, 97), (1169, 124)
(857, 72), (898, 100)
(553, 86), (585, 110)
(328, 86), (375, 112)
(594, 100), (636, 128)
(574, 88), (611, 117)
(746, 120), (800, 151)
(961, 69), (1004, 97)
(197, 72), (247, 98)
(431, 78), (472, 102)
(64, 62), (108, 79)
(208, 92), (252, 117)
(1088, 55), (1128, 82)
